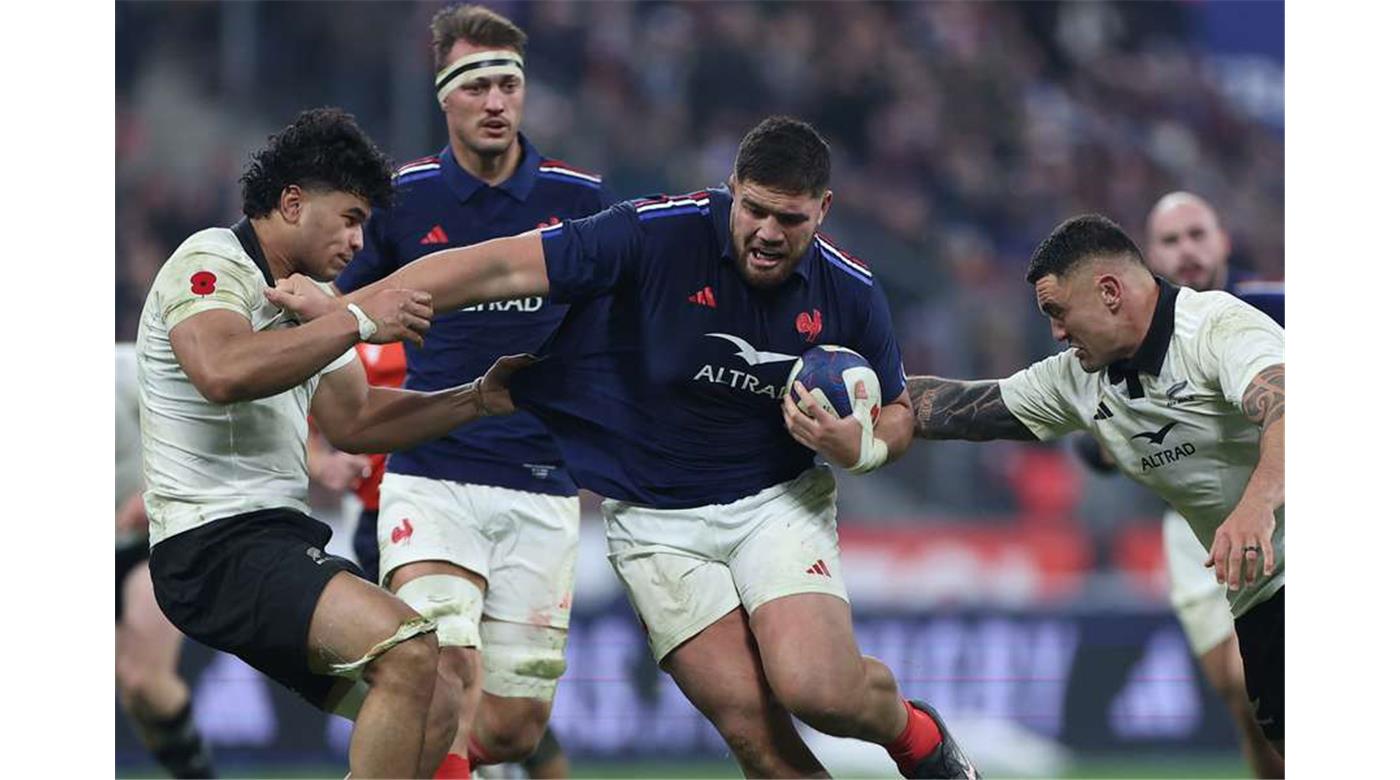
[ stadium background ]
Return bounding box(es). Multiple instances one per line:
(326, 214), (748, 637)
(115, 1), (1283, 777)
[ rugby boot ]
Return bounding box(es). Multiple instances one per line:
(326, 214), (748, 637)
(902, 700), (981, 779)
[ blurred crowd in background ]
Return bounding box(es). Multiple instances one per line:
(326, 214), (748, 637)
(116, 1), (1283, 560)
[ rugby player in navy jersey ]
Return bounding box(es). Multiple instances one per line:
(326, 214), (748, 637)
(273, 116), (978, 779)
(332, 6), (607, 777)
(1070, 191), (1284, 777)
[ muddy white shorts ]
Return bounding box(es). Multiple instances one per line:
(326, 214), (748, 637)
(603, 466), (847, 662)
(1163, 508), (1234, 656)
(377, 473), (579, 630)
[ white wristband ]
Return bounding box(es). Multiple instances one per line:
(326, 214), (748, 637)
(847, 422), (889, 474)
(345, 303), (378, 342)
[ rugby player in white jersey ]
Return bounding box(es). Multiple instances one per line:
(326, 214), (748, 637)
(906, 215), (1285, 760)
(136, 108), (532, 778)
(1112, 193), (1284, 776)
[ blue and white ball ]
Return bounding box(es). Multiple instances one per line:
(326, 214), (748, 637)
(784, 345), (882, 426)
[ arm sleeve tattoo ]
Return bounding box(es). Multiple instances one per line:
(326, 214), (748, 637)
(907, 376), (1037, 441)
(1241, 364), (1284, 431)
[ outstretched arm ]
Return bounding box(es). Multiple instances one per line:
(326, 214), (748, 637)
(1207, 364), (1284, 590)
(906, 376), (1038, 441)
(310, 353), (535, 455)
(268, 233), (549, 321)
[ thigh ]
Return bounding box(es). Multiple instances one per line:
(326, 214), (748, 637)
(748, 593), (865, 698)
(728, 467), (847, 615)
(664, 608), (823, 778)
(115, 541), (149, 622)
(480, 619), (568, 701)
(1233, 588), (1284, 743)
(604, 499), (741, 663)
(308, 569), (433, 672)
(378, 473), (491, 586)
(148, 510), (366, 708)
(117, 560), (184, 671)
(483, 488), (580, 628)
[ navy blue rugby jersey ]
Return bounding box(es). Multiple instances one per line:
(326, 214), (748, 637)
(509, 187), (907, 508)
(336, 136), (611, 496)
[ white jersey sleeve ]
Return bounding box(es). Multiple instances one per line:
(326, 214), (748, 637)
(1197, 296), (1285, 408)
(155, 249), (264, 329)
(999, 349), (1086, 440)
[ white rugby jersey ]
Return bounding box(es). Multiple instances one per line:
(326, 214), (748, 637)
(1001, 281), (1284, 617)
(136, 220), (355, 546)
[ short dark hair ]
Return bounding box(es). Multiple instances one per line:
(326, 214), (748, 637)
(430, 4), (528, 71)
(734, 116), (831, 197)
(1026, 214), (1147, 283)
(240, 108), (393, 219)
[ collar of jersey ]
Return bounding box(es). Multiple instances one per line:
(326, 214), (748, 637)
(710, 186), (814, 285)
(231, 217), (276, 287)
(1109, 276), (1180, 377)
(439, 133), (542, 204)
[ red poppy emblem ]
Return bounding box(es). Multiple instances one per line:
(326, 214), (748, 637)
(795, 309), (822, 342)
(190, 271), (217, 296)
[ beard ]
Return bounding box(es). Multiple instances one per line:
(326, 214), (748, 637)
(732, 231), (814, 289)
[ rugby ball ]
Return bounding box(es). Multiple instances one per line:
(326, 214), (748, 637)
(784, 345), (881, 426)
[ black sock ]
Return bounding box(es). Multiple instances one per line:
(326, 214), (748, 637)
(146, 700), (216, 779)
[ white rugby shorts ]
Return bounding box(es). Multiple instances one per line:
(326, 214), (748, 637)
(1163, 508), (1235, 656)
(604, 466), (847, 662)
(377, 473), (579, 630)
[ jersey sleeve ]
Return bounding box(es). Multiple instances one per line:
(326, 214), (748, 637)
(539, 201), (645, 303)
(1200, 299), (1285, 408)
(336, 208), (396, 293)
(159, 250), (262, 329)
(320, 347), (359, 376)
(998, 350), (1086, 440)
(857, 278), (907, 404)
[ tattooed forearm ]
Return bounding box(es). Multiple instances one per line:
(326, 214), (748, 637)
(1241, 364), (1284, 431)
(906, 376), (1037, 441)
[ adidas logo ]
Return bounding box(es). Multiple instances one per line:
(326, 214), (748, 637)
(805, 559), (832, 577)
(420, 225), (449, 245)
(687, 286), (717, 308)
(1092, 402), (1114, 420)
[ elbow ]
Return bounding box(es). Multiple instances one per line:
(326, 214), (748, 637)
(194, 372), (247, 405)
(320, 426), (370, 455)
(335, 439), (373, 456)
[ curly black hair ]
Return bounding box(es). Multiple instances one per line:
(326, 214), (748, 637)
(240, 107), (393, 218)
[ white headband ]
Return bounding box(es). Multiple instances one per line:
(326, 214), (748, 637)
(435, 50), (525, 103)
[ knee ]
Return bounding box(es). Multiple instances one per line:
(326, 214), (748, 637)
(771, 675), (861, 732)
(366, 632), (440, 701)
(437, 644), (479, 692)
(480, 700), (550, 762)
(115, 653), (159, 703)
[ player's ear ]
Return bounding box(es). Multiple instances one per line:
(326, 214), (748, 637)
(279, 185), (304, 225)
(818, 190), (833, 225)
(1097, 272), (1124, 312)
